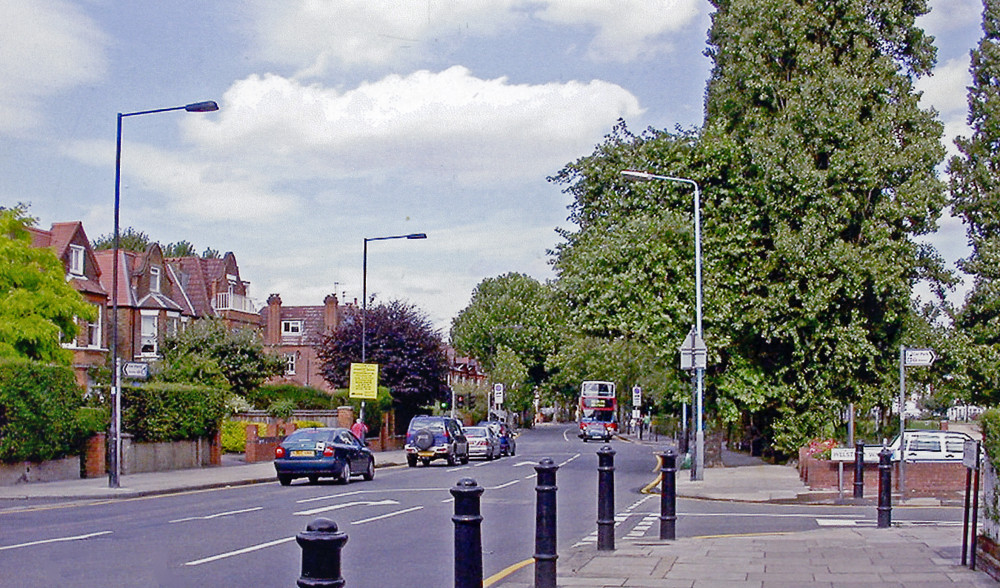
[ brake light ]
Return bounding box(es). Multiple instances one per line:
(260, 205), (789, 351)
(275, 446), (286, 458)
(323, 445), (334, 457)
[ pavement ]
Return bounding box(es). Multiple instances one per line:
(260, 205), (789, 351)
(0, 431), (995, 586)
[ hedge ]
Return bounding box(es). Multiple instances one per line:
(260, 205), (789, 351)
(0, 358), (84, 463)
(122, 382), (227, 442)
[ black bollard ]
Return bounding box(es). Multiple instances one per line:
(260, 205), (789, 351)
(877, 447), (892, 528)
(853, 440), (865, 499)
(597, 445), (616, 551)
(297, 517), (349, 588)
(452, 478), (484, 588)
(534, 458), (559, 588)
(659, 449), (677, 540)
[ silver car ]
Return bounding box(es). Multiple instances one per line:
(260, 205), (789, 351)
(464, 426), (501, 460)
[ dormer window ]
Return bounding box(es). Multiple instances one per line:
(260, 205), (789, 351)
(69, 245), (85, 276)
(282, 320), (303, 335)
(150, 266), (161, 293)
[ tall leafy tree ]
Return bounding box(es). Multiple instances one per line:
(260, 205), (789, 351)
(92, 227), (152, 252)
(0, 205), (95, 364)
(700, 0), (947, 450)
(450, 272), (562, 385)
(949, 0), (1000, 404)
(317, 300), (449, 410)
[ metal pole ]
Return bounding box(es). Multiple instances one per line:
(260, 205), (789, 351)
(534, 458), (559, 588)
(853, 440), (864, 499)
(899, 346), (906, 499)
(877, 447), (892, 528)
(971, 442), (981, 570)
(360, 238), (368, 424)
(659, 449), (677, 540)
(296, 518), (348, 588)
(963, 465), (973, 566)
(596, 445), (616, 551)
(109, 112), (123, 489)
(693, 182), (704, 482)
(451, 478), (484, 588)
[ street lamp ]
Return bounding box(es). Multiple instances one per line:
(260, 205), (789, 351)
(621, 169), (705, 481)
(110, 100), (219, 488)
(360, 233), (427, 421)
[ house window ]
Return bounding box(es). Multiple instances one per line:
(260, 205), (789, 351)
(282, 320), (303, 335)
(284, 353), (297, 375)
(140, 312), (158, 356)
(166, 312), (180, 337)
(86, 304), (102, 348)
(69, 245), (85, 276)
(150, 266), (161, 293)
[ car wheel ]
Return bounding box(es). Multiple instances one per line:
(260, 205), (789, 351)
(510, 445), (516, 457)
(421, 458), (431, 466)
(461, 451), (470, 465)
(340, 462), (351, 484)
(308, 475), (319, 484)
(362, 457), (375, 481)
(414, 429), (435, 451)
(486, 450), (494, 461)
(447, 452), (456, 466)
(278, 474), (292, 486)
(407, 454), (417, 468)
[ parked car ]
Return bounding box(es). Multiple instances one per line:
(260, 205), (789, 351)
(405, 415), (470, 467)
(864, 430), (974, 463)
(274, 427), (374, 486)
(478, 420), (517, 456)
(465, 426), (501, 460)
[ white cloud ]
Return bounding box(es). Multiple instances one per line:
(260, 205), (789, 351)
(249, 0), (702, 72)
(184, 67), (643, 185)
(0, 0), (106, 133)
(916, 56), (972, 160)
(920, 0), (982, 35)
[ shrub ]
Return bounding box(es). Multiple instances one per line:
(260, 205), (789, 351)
(981, 408), (1000, 466)
(220, 420), (266, 453)
(122, 382), (227, 442)
(0, 358), (84, 463)
(267, 399), (295, 420)
(245, 383), (335, 410)
(293, 420), (325, 429)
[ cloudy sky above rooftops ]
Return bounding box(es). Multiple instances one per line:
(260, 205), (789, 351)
(0, 0), (983, 332)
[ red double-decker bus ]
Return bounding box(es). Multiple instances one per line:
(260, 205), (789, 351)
(577, 381), (617, 441)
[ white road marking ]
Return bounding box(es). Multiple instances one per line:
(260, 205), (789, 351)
(512, 461), (536, 467)
(559, 454), (581, 467)
(170, 507), (263, 523)
(352, 506), (424, 525)
(490, 480), (519, 490)
(296, 490), (364, 504)
(293, 499), (398, 516)
(0, 530), (112, 551)
(184, 537), (296, 566)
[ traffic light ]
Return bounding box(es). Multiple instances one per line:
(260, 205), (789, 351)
(457, 395), (465, 409)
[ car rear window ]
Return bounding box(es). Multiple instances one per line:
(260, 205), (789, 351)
(465, 427), (487, 437)
(909, 436), (941, 452)
(409, 418), (446, 433)
(287, 429), (333, 443)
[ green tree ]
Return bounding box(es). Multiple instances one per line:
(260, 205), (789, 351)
(696, 0), (947, 452)
(163, 240), (197, 257)
(92, 227), (151, 252)
(450, 272), (562, 386)
(159, 318), (284, 395)
(0, 205), (95, 364)
(491, 346), (531, 413)
(949, 0), (1000, 404)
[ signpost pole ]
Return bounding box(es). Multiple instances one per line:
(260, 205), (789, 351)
(899, 346), (906, 499)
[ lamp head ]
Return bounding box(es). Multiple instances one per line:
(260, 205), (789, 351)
(185, 101), (219, 112)
(621, 170), (655, 182)
(406, 233), (427, 239)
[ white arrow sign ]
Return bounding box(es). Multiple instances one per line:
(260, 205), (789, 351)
(904, 348), (936, 367)
(122, 362), (149, 379)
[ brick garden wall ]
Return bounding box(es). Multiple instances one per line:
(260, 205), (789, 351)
(799, 451), (968, 496)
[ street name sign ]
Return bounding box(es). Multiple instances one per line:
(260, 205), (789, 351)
(903, 348), (936, 367)
(349, 363), (379, 400)
(830, 448), (856, 462)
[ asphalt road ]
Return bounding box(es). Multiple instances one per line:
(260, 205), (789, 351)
(0, 423), (965, 587)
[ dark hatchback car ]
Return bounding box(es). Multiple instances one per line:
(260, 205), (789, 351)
(405, 415), (469, 467)
(274, 427), (374, 486)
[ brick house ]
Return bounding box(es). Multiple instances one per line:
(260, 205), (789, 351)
(261, 293), (350, 392)
(27, 222), (108, 390)
(95, 243), (197, 363)
(166, 252), (261, 330)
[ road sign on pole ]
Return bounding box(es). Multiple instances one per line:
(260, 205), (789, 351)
(493, 383), (504, 405)
(632, 386), (642, 407)
(903, 348), (936, 367)
(349, 363), (379, 400)
(122, 362), (149, 380)
(679, 327), (707, 371)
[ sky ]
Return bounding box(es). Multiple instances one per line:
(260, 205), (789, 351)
(0, 0), (985, 334)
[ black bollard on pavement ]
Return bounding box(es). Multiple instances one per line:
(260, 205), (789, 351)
(296, 517), (349, 588)
(597, 445), (616, 551)
(452, 478), (484, 588)
(853, 440), (865, 499)
(659, 448), (677, 540)
(877, 447), (892, 528)
(534, 458), (559, 588)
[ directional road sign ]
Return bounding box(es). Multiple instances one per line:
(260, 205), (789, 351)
(122, 362), (149, 379)
(903, 348), (936, 367)
(679, 327), (707, 371)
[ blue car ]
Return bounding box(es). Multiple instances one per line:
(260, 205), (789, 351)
(274, 427), (374, 486)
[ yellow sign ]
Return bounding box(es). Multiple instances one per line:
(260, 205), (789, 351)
(349, 363), (379, 400)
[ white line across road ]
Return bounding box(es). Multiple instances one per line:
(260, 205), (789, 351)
(184, 537), (296, 567)
(0, 530), (112, 552)
(351, 506), (424, 525)
(294, 499), (399, 516)
(170, 507), (263, 523)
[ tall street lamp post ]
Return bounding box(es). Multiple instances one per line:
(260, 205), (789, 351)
(360, 233), (427, 421)
(110, 101), (218, 488)
(621, 170), (705, 481)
